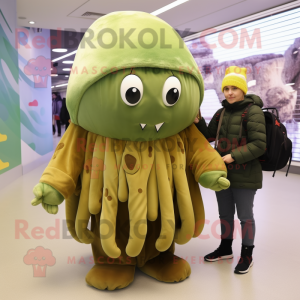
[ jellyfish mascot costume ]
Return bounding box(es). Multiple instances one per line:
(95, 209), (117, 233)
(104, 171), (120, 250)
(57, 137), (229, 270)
(31, 11), (230, 290)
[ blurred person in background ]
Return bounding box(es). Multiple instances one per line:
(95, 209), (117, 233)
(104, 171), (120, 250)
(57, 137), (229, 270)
(52, 92), (62, 136)
(60, 97), (71, 132)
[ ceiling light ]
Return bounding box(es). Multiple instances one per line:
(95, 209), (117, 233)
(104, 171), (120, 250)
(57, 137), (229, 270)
(62, 61), (74, 64)
(286, 83), (295, 86)
(51, 86), (54, 88)
(63, 68), (71, 71)
(65, 75), (69, 77)
(29, 21), (35, 24)
(52, 48), (68, 53)
(56, 83), (68, 87)
(52, 50), (77, 62)
(50, 74), (58, 77)
(151, 0), (189, 16)
(293, 51), (298, 54)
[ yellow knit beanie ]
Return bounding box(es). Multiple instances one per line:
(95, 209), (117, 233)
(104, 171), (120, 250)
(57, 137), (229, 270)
(221, 66), (248, 94)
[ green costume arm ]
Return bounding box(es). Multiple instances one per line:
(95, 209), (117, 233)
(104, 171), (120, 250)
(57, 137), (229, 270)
(198, 171), (229, 191)
(39, 122), (88, 199)
(31, 183), (64, 214)
(230, 106), (266, 164)
(182, 124), (230, 191)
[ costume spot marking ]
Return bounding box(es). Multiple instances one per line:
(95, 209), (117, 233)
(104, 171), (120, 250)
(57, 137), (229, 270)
(125, 154), (136, 170)
(148, 146), (153, 157)
(52, 143), (64, 159)
(107, 196), (112, 201)
(105, 188), (108, 197)
(57, 143), (64, 150)
(138, 188), (143, 193)
(85, 165), (89, 173)
(178, 141), (185, 154)
(170, 156), (175, 163)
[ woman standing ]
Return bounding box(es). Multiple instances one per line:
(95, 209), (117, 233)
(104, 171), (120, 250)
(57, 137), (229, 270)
(195, 66), (266, 274)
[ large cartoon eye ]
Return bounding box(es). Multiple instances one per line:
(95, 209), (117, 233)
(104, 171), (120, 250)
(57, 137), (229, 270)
(43, 67), (47, 70)
(162, 76), (181, 106)
(34, 257), (37, 260)
(42, 257), (46, 260)
(120, 75), (143, 106)
(35, 67), (39, 70)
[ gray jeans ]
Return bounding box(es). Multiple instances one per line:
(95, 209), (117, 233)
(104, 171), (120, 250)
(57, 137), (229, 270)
(215, 188), (257, 246)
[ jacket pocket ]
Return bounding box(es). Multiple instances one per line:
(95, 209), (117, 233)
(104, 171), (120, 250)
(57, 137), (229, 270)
(226, 161), (252, 177)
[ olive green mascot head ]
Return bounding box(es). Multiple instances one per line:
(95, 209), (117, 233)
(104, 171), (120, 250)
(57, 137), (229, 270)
(67, 11), (204, 141)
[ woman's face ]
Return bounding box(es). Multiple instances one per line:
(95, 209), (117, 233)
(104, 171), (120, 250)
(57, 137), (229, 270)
(223, 86), (244, 104)
(52, 93), (57, 99)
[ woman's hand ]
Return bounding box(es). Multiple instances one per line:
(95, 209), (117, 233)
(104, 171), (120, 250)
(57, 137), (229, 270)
(222, 154), (234, 164)
(194, 109), (201, 123)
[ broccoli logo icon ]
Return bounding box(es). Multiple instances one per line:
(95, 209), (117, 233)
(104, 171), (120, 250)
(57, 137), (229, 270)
(23, 246), (56, 277)
(24, 56), (55, 88)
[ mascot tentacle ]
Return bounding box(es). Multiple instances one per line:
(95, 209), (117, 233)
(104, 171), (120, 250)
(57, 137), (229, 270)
(100, 138), (121, 258)
(154, 140), (175, 252)
(75, 133), (96, 244)
(117, 140), (129, 202)
(89, 135), (105, 215)
(147, 141), (159, 222)
(168, 135), (195, 245)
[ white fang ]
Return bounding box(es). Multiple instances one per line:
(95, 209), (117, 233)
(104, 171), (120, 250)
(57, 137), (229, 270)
(140, 123), (147, 130)
(155, 122), (164, 132)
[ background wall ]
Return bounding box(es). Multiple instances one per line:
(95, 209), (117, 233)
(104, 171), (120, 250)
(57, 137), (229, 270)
(0, 0), (54, 190)
(18, 27), (53, 172)
(0, 0), (22, 186)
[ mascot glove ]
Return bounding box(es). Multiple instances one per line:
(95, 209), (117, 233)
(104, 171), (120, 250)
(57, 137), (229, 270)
(198, 171), (230, 191)
(31, 183), (64, 214)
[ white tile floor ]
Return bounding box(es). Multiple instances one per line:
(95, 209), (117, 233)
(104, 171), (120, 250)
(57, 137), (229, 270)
(0, 160), (299, 300)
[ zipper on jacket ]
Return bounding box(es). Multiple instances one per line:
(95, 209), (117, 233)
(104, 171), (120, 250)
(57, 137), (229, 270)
(225, 109), (232, 140)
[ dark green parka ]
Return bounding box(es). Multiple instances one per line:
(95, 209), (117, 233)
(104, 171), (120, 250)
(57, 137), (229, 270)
(196, 94), (266, 189)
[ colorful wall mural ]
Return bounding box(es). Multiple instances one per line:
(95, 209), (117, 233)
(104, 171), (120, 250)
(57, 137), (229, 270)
(18, 28), (53, 166)
(0, 2), (21, 175)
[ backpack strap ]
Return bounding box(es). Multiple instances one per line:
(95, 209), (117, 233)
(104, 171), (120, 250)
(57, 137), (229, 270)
(286, 151), (292, 177)
(214, 107), (224, 123)
(238, 103), (254, 144)
(215, 108), (225, 150)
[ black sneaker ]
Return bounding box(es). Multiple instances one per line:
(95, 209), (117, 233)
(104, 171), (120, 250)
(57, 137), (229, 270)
(204, 239), (233, 262)
(234, 245), (254, 274)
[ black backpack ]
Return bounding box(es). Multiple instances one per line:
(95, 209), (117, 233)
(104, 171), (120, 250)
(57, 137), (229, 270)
(215, 104), (293, 177)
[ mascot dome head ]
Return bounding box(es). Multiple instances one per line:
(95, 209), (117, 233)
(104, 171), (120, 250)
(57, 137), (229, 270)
(67, 11), (204, 141)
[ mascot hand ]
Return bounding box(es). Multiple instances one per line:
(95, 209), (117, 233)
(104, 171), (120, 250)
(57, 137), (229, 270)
(198, 171), (230, 191)
(31, 183), (64, 214)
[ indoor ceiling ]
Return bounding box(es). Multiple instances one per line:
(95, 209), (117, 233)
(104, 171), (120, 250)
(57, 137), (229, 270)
(17, 0), (297, 90)
(49, 30), (84, 89)
(17, 0), (296, 33)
